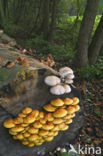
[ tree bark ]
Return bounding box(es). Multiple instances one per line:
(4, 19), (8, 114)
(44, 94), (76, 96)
(48, 0), (58, 42)
(99, 44), (103, 56)
(42, 0), (50, 40)
(88, 14), (103, 64)
(76, 0), (99, 68)
(0, 0), (5, 25)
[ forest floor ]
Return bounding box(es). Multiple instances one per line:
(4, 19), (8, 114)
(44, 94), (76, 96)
(73, 80), (103, 155)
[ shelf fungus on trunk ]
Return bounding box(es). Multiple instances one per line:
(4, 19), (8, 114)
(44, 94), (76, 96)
(3, 97), (80, 148)
(63, 84), (71, 93)
(59, 67), (73, 78)
(44, 66), (75, 95)
(65, 78), (73, 84)
(50, 84), (65, 95)
(44, 76), (61, 86)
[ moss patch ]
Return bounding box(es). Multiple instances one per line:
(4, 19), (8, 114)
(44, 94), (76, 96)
(0, 65), (38, 95)
(0, 65), (24, 88)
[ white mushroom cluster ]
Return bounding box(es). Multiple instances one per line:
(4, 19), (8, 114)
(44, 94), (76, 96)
(44, 67), (75, 95)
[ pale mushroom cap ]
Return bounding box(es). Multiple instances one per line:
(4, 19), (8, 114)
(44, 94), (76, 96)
(65, 78), (73, 84)
(63, 84), (71, 93)
(66, 73), (75, 79)
(50, 84), (65, 95)
(59, 67), (73, 77)
(60, 148), (67, 153)
(44, 76), (61, 86)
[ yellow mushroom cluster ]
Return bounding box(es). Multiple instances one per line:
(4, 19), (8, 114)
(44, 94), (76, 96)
(3, 97), (80, 147)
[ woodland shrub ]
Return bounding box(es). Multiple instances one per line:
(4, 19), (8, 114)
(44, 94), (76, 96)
(77, 56), (103, 80)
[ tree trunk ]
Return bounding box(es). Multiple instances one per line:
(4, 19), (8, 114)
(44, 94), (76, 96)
(42, 0), (50, 40)
(76, 0), (99, 68)
(48, 0), (58, 42)
(99, 44), (103, 56)
(89, 14), (103, 64)
(0, 0), (5, 25)
(30, 0), (42, 34)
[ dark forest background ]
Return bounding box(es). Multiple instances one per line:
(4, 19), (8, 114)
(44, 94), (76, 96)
(0, 0), (103, 80)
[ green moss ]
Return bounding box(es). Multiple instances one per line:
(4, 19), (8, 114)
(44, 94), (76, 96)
(10, 68), (38, 95)
(0, 65), (38, 95)
(0, 65), (24, 88)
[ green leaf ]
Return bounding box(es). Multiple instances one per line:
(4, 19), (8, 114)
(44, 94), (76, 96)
(56, 152), (72, 156)
(94, 110), (100, 116)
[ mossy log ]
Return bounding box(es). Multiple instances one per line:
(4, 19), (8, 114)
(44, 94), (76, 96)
(0, 44), (83, 156)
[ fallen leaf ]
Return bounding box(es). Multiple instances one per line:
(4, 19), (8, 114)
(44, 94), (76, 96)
(81, 129), (87, 135)
(2, 40), (8, 44)
(7, 61), (16, 68)
(29, 48), (33, 53)
(17, 56), (25, 62)
(0, 57), (4, 62)
(17, 44), (23, 50)
(20, 58), (29, 66)
(95, 127), (99, 133)
(87, 127), (93, 133)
